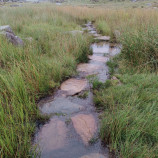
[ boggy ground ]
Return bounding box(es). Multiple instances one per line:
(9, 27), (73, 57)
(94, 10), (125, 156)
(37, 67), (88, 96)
(0, 3), (158, 158)
(34, 22), (120, 158)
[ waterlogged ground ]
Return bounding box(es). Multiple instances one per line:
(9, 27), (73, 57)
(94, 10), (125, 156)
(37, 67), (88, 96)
(34, 22), (121, 158)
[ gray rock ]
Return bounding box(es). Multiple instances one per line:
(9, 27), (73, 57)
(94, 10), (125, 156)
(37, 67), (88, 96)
(0, 25), (23, 46)
(0, 25), (14, 34)
(94, 36), (110, 41)
(5, 32), (24, 46)
(39, 97), (84, 115)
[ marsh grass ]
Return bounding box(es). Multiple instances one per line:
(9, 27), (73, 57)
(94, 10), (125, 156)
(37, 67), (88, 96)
(94, 74), (158, 158)
(0, 5), (91, 157)
(1, 3), (158, 158)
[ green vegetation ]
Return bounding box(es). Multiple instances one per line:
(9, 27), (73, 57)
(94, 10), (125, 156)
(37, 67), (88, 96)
(0, 1), (158, 157)
(96, 20), (112, 36)
(0, 5), (91, 157)
(92, 12), (158, 157)
(78, 91), (89, 99)
(94, 73), (158, 157)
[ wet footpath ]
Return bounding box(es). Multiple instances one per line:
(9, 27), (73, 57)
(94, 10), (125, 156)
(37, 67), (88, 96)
(34, 22), (121, 158)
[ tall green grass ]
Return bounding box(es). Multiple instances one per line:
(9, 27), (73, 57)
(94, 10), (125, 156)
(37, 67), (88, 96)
(94, 74), (158, 158)
(120, 27), (158, 72)
(0, 5), (91, 157)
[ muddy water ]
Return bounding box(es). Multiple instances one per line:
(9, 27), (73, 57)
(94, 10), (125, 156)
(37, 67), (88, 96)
(34, 22), (120, 158)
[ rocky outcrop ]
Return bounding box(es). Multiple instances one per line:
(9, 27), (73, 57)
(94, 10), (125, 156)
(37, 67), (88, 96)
(0, 25), (23, 46)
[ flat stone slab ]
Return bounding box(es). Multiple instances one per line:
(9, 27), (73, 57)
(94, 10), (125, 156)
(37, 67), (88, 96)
(71, 114), (97, 145)
(39, 97), (84, 115)
(77, 63), (102, 75)
(88, 55), (109, 63)
(94, 36), (110, 41)
(80, 153), (107, 158)
(60, 78), (88, 96)
(35, 118), (68, 152)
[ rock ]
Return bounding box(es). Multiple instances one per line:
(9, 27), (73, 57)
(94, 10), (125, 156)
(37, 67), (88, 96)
(91, 42), (109, 54)
(0, 25), (14, 34)
(35, 118), (68, 152)
(88, 55), (108, 63)
(93, 33), (101, 37)
(80, 153), (107, 158)
(0, 25), (23, 46)
(71, 114), (97, 145)
(77, 63), (102, 76)
(5, 32), (24, 46)
(39, 97), (84, 115)
(94, 36), (110, 41)
(60, 78), (88, 96)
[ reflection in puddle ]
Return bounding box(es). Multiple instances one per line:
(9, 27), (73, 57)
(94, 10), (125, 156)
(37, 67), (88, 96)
(91, 42), (121, 55)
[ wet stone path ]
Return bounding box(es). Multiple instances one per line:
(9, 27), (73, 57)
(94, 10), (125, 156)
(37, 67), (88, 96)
(34, 22), (121, 158)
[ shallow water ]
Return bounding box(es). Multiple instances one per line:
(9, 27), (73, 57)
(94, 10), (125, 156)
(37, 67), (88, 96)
(34, 22), (120, 158)
(91, 42), (121, 55)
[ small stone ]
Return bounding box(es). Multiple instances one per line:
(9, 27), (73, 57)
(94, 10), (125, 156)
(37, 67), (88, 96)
(77, 63), (102, 76)
(94, 36), (110, 41)
(35, 118), (68, 152)
(71, 114), (97, 145)
(0, 25), (23, 46)
(5, 32), (24, 46)
(60, 78), (88, 96)
(88, 55), (108, 63)
(80, 153), (107, 158)
(39, 97), (84, 115)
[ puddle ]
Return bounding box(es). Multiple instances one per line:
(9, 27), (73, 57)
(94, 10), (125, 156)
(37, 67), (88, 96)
(34, 21), (121, 158)
(91, 42), (121, 55)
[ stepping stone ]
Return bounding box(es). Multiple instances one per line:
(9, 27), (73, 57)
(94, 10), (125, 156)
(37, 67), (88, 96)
(91, 42), (110, 54)
(60, 78), (88, 96)
(35, 118), (68, 152)
(94, 36), (110, 41)
(71, 114), (97, 145)
(39, 97), (84, 115)
(93, 33), (101, 37)
(88, 55), (109, 63)
(77, 63), (102, 76)
(80, 153), (107, 158)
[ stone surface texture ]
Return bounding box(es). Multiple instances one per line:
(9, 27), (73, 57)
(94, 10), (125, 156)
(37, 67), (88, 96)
(71, 114), (97, 145)
(60, 78), (88, 96)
